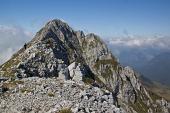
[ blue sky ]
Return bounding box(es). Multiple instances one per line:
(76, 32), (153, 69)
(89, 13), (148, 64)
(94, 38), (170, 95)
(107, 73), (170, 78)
(0, 0), (170, 37)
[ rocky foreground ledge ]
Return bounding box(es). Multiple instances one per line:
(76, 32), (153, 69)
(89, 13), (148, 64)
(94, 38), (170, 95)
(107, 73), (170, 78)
(0, 77), (125, 113)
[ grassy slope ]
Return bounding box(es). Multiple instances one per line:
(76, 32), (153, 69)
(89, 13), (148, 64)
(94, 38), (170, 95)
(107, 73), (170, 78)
(140, 76), (170, 102)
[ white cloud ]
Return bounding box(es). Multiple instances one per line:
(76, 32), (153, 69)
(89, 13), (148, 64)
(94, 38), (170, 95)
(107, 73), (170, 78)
(109, 36), (170, 49)
(0, 25), (32, 65)
(106, 36), (170, 68)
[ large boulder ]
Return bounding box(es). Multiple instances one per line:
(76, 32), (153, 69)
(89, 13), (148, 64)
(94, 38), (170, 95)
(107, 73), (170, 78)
(68, 62), (86, 83)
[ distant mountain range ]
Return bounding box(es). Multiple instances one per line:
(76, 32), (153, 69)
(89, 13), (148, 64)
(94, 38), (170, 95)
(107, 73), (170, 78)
(140, 75), (170, 101)
(107, 37), (170, 86)
(139, 52), (170, 86)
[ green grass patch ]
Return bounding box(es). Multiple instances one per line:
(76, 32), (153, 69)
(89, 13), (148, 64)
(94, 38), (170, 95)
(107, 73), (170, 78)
(148, 90), (162, 102)
(82, 77), (94, 85)
(130, 98), (149, 113)
(2, 80), (24, 89)
(58, 108), (72, 113)
(20, 88), (33, 93)
(48, 92), (55, 97)
(0, 55), (20, 77)
(94, 59), (118, 70)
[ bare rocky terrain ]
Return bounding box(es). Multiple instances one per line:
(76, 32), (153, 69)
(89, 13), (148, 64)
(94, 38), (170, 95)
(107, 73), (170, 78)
(0, 19), (169, 113)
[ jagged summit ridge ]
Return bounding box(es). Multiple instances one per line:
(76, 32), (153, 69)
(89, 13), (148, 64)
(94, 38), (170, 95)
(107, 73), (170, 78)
(45, 19), (71, 29)
(31, 19), (76, 44)
(0, 19), (169, 113)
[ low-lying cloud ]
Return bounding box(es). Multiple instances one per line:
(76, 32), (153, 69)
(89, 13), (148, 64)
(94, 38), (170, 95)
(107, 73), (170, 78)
(106, 36), (170, 68)
(108, 36), (170, 49)
(0, 25), (32, 64)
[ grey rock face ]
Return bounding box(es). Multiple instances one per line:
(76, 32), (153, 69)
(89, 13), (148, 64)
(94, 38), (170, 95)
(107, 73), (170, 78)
(12, 19), (86, 79)
(0, 19), (169, 113)
(68, 62), (86, 83)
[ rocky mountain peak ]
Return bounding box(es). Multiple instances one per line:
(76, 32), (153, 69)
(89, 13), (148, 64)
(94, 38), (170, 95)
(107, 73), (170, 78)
(44, 19), (74, 37)
(46, 19), (69, 27)
(31, 19), (75, 45)
(0, 19), (169, 113)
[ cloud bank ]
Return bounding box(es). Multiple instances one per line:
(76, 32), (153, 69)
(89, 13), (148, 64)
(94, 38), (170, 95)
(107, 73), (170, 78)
(108, 36), (170, 49)
(106, 36), (170, 68)
(0, 25), (32, 64)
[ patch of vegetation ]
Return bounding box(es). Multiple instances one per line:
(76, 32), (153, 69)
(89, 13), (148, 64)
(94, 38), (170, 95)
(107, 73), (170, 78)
(94, 76), (105, 85)
(20, 88), (33, 93)
(48, 92), (55, 97)
(0, 55), (20, 77)
(130, 98), (149, 113)
(148, 90), (162, 102)
(102, 68), (113, 78)
(66, 47), (75, 63)
(126, 89), (150, 113)
(132, 89), (165, 113)
(58, 108), (72, 113)
(82, 76), (94, 85)
(92, 59), (119, 82)
(143, 80), (170, 102)
(2, 80), (24, 89)
(130, 89), (164, 113)
(94, 59), (118, 70)
(12, 80), (24, 84)
(93, 75), (113, 92)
